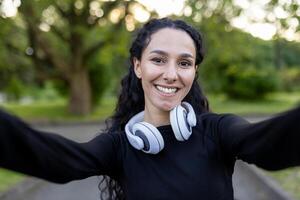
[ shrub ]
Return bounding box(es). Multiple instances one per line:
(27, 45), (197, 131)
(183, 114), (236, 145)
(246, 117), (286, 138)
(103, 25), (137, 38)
(279, 66), (300, 92)
(4, 76), (25, 101)
(223, 64), (279, 99)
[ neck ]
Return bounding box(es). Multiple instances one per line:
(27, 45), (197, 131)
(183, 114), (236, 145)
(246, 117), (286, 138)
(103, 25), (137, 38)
(144, 107), (170, 127)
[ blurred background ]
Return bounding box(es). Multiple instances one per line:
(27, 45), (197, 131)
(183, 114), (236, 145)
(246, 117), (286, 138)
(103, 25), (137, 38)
(0, 0), (300, 199)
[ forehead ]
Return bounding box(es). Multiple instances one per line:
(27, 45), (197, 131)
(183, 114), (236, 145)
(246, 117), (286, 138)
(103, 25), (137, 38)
(143, 28), (196, 57)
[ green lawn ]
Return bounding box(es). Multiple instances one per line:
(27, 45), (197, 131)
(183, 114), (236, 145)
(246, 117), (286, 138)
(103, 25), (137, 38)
(265, 168), (300, 199)
(0, 169), (24, 193)
(2, 96), (117, 122)
(0, 92), (300, 197)
(208, 92), (300, 115)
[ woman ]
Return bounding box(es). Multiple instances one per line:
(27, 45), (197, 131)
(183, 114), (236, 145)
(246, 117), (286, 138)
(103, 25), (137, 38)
(0, 18), (300, 200)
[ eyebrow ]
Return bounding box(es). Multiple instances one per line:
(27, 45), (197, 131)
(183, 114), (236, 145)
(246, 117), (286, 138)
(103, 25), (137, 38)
(149, 50), (194, 59)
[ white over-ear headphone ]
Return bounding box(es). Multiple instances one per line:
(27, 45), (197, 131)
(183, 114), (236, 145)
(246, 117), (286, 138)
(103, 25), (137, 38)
(125, 102), (197, 154)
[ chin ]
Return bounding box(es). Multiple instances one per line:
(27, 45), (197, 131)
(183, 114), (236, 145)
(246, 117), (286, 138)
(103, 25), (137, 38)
(158, 101), (180, 111)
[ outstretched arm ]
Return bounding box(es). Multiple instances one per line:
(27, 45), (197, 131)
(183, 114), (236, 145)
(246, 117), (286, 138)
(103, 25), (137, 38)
(0, 109), (121, 183)
(218, 106), (300, 170)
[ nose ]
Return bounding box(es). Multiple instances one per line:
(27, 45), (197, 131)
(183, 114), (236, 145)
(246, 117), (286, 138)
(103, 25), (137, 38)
(163, 63), (178, 83)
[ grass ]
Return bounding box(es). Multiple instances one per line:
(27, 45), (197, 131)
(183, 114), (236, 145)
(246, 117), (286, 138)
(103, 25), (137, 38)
(208, 92), (300, 115)
(265, 168), (300, 199)
(2, 96), (117, 122)
(0, 169), (24, 193)
(0, 91), (300, 196)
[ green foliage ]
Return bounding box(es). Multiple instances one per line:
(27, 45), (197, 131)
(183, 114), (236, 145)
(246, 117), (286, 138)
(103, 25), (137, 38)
(50, 79), (68, 97)
(184, 16), (280, 99)
(31, 81), (63, 101)
(281, 41), (300, 67)
(263, 0), (299, 38)
(279, 66), (300, 92)
(88, 52), (110, 105)
(1, 0), (299, 106)
(223, 64), (279, 99)
(0, 17), (34, 95)
(4, 76), (25, 101)
(184, 0), (242, 24)
(13, 0), (147, 114)
(182, 1), (300, 100)
(87, 25), (130, 105)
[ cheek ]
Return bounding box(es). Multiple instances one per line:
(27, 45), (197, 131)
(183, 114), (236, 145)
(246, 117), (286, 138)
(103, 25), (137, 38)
(181, 74), (196, 96)
(183, 71), (196, 86)
(141, 65), (161, 81)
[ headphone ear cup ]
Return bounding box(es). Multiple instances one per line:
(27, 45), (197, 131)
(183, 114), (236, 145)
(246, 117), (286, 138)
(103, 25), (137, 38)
(170, 105), (192, 141)
(125, 130), (145, 150)
(132, 122), (164, 154)
(182, 102), (197, 127)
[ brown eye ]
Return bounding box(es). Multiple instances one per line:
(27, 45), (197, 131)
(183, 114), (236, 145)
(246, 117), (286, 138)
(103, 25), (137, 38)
(179, 60), (192, 68)
(151, 57), (166, 65)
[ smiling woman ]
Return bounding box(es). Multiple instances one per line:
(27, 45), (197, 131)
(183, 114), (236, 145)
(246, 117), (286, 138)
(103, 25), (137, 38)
(0, 17), (300, 200)
(133, 28), (197, 125)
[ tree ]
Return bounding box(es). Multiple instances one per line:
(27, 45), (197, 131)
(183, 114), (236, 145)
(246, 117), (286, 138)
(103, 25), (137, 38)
(181, 0), (243, 92)
(249, 0), (300, 69)
(183, 0), (242, 25)
(182, 0), (279, 99)
(16, 0), (148, 115)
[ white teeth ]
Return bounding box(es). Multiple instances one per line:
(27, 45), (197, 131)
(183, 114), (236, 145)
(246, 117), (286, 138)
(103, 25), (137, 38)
(156, 85), (177, 94)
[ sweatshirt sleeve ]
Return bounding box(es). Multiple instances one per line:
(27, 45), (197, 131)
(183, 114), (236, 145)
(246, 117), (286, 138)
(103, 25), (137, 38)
(218, 106), (300, 170)
(0, 109), (122, 183)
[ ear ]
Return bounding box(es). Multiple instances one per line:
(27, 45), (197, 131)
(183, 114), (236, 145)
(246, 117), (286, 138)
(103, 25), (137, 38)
(195, 65), (198, 70)
(133, 57), (142, 79)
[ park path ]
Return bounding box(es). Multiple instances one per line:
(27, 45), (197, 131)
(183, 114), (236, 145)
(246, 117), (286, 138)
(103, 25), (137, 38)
(0, 116), (295, 200)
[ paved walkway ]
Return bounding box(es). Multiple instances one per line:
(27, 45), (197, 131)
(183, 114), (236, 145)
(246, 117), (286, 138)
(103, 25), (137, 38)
(0, 116), (295, 200)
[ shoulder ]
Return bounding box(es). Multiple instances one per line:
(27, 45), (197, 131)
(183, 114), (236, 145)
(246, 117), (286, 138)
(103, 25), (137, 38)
(91, 130), (127, 147)
(194, 112), (248, 141)
(196, 112), (248, 129)
(85, 131), (128, 176)
(91, 130), (129, 157)
(195, 112), (225, 131)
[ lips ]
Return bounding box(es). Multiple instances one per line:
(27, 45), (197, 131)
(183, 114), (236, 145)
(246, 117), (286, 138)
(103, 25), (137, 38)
(155, 85), (178, 94)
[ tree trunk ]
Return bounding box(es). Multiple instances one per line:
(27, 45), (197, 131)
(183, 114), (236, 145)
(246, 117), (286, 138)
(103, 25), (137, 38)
(68, 68), (92, 115)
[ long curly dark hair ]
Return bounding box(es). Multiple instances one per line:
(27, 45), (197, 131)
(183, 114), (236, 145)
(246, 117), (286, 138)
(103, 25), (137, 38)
(98, 17), (210, 200)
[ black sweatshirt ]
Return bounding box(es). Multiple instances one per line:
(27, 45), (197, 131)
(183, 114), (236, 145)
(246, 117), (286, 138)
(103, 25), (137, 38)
(0, 106), (300, 200)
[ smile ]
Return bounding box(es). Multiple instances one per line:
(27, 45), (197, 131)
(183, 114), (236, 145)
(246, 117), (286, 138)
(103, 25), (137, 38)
(155, 85), (178, 94)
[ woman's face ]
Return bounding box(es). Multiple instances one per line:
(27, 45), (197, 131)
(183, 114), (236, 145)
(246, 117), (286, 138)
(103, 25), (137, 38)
(134, 28), (197, 114)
